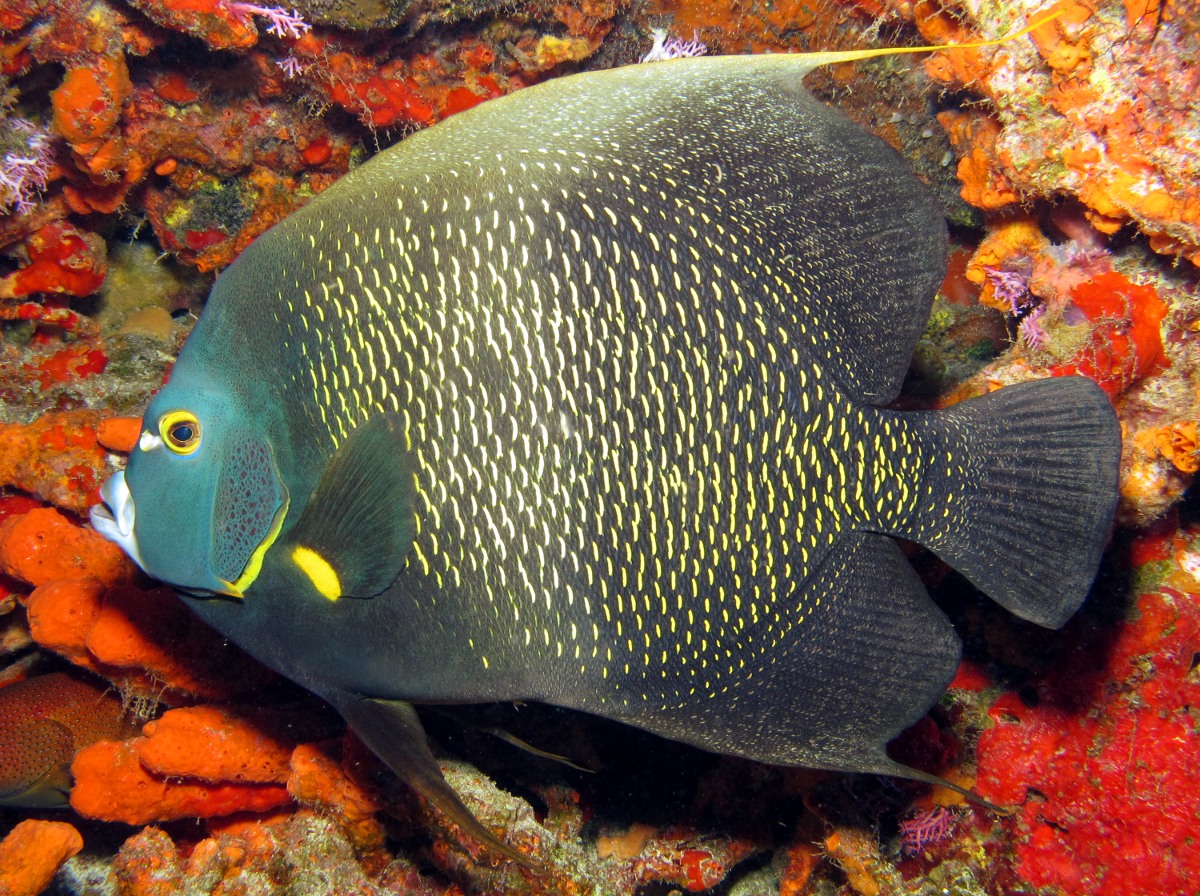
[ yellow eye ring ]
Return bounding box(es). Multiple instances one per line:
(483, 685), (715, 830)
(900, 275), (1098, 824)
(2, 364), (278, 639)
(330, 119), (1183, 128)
(159, 410), (201, 455)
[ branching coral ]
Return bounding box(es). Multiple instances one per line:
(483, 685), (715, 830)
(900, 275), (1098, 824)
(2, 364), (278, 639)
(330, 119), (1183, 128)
(0, 118), (53, 215)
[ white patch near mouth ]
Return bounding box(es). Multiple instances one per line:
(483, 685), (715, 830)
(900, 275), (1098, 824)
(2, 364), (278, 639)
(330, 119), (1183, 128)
(90, 472), (148, 571)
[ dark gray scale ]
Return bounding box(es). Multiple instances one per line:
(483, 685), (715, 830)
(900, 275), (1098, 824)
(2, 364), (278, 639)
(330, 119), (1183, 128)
(130, 54), (1121, 861)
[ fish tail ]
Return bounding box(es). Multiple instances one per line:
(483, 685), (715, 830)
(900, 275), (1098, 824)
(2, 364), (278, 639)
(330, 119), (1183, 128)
(896, 376), (1121, 628)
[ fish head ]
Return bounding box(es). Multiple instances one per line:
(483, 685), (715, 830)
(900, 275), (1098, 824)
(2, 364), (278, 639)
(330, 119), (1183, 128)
(91, 375), (290, 599)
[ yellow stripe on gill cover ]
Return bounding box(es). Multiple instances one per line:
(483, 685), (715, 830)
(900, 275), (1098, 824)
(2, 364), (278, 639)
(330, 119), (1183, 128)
(231, 493), (290, 595)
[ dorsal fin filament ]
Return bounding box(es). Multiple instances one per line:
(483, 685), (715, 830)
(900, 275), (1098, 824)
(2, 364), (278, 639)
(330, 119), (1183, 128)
(794, 9), (1066, 71)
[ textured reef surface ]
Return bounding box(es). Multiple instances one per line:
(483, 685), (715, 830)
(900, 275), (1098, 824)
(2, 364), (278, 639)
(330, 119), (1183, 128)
(1, 0), (1198, 893)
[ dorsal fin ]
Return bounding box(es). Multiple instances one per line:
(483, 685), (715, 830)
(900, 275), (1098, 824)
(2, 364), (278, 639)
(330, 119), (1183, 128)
(320, 11), (1063, 406)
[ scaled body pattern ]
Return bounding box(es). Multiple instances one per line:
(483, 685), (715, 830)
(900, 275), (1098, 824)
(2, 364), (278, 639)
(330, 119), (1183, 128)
(93, 55), (1120, 855)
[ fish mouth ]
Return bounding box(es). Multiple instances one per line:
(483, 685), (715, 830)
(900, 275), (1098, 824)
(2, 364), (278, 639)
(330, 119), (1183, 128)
(90, 472), (147, 570)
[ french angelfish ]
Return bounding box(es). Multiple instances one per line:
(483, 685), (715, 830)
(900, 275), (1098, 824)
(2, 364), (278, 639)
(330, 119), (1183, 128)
(92, 37), (1120, 862)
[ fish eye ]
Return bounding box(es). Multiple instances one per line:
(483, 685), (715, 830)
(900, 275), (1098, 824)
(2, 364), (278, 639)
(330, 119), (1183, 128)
(159, 410), (201, 455)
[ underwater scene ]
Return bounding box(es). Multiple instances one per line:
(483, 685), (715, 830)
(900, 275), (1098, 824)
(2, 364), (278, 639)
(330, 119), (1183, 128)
(0, 0), (1198, 893)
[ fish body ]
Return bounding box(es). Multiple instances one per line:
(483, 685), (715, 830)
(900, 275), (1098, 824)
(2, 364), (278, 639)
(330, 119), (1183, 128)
(0, 671), (135, 808)
(93, 55), (1120, 854)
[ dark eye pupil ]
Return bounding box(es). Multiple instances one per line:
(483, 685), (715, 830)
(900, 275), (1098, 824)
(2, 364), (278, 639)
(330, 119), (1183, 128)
(171, 424), (194, 443)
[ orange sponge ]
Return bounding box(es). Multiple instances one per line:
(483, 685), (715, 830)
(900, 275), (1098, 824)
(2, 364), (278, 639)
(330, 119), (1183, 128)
(0, 819), (83, 896)
(0, 508), (134, 589)
(71, 739), (292, 825)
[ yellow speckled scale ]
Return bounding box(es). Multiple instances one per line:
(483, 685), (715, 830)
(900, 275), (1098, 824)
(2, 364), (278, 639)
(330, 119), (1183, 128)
(266, 143), (954, 719)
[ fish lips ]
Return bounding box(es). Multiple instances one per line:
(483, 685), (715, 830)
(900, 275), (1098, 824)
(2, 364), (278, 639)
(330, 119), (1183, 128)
(91, 471), (148, 571)
(91, 470), (251, 599)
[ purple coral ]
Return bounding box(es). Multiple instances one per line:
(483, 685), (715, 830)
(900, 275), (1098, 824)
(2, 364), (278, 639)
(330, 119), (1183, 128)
(227, 2), (311, 40)
(1018, 304), (1048, 348)
(984, 266), (1049, 349)
(642, 29), (708, 63)
(0, 119), (54, 215)
(985, 267), (1032, 317)
(276, 55), (309, 79)
(899, 805), (957, 855)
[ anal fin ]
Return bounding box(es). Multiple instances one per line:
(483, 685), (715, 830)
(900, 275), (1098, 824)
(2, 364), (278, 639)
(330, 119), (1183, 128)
(286, 414), (416, 600)
(594, 533), (961, 783)
(334, 694), (538, 868)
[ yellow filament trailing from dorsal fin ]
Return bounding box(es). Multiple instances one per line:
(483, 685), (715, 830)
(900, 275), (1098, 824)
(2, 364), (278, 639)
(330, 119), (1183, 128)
(791, 9), (1065, 71)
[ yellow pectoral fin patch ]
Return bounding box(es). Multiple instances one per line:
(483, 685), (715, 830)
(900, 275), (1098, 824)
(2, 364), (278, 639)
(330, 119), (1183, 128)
(293, 546), (342, 601)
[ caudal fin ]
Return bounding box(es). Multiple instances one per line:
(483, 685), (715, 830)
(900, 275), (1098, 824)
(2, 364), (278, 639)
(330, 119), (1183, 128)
(917, 376), (1121, 628)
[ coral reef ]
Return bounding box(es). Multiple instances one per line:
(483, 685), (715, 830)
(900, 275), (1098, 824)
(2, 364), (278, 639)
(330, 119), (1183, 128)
(0, 508), (134, 588)
(22, 577), (278, 701)
(0, 0), (1197, 893)
(0, 0), (630, 285)
(0, 411), (120, 514)
(975, 521), (1200, 895)
(102, 814), (391, 896)
(71, 736), (295, 826)
(913, 0), (1200, 263)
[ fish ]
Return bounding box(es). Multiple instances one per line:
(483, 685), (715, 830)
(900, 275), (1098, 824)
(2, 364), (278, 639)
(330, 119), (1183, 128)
(0, 671), (137, 808)
(92, 45), (1120, 861)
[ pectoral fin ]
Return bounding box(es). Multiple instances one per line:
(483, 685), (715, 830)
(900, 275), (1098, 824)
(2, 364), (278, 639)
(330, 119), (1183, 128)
(334, 694), (536, 868)
(286, 414), (416, 600)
